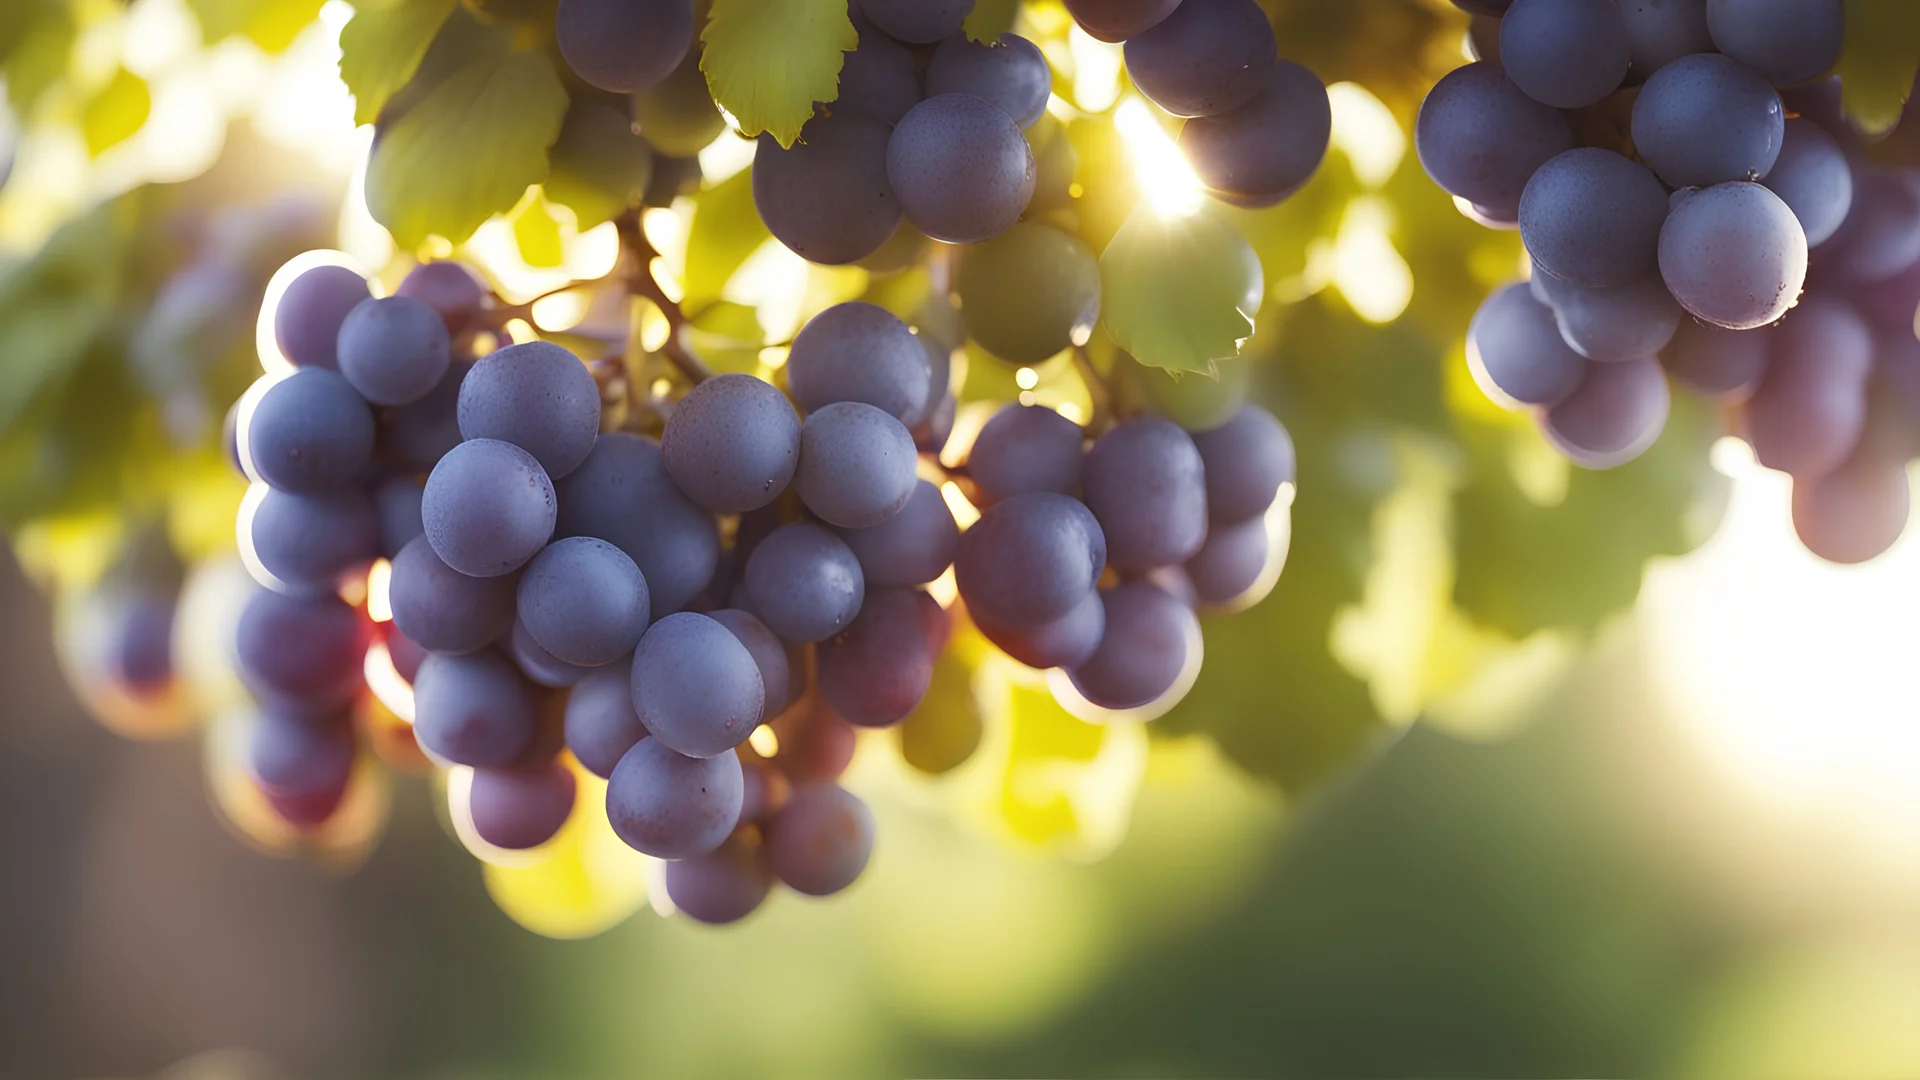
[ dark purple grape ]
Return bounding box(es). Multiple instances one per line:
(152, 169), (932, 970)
(1178, 61), (1330, 206)
(468, 758), (576, 849)
(1067, 583), (1197, 710)
(273, 265), (369, 371)
(412, 649), (540, 767)
(661, 373), (800, 513)
(457, 341), (600, 480)
(563, 668), (647, 778)
(630, 612), (765, 758)
(743, 523), (866, 643)
(887, 94), (1035, 244)
(1744, 296), (1873, 478)
(556, 0), (694, 92)
(1520, 148), (1670, 288)
(1541, 357), (1671, 469)
(795, 401), (919, 529)
(955, 492), (1105, 629)
(858, 0), (971, 43)
(421, 438), (556, 578)
(1122, 0), (1276, 118)
(248, 486), (379, 590)
(1185, 516), (1270, 605)
(1189, 405), (1293, 525)
(836, 479), (959, 586)
(1081, 417), (1209, 571)
(1706, 0), (1844, 87)
(1064, 0), (1182, 42)
(517, 537), (651, 667)
(235, 588), (369, 711)
(1417, 63), (1574, 219)
(835, 18), (923, 125)
(926, 33), (1050, 128)
(244, 369), (374, 493)
(967, 403), (1085, 506)
(605, 739), (742, 859)
(665, 831), (775, 924)
(764, 783), (874, 896)
(388, 535), (517, 656)
(1630, 52), (1784, 189)
(817, 588), (942, 727)
(1792, 449), (1910, 565)
(755, 115), (901, 266)
(786, 302), (931, 424)
(1500, 0), (1631, 109)
(396, 260), (487, 336)
(337, 295), (453, 408)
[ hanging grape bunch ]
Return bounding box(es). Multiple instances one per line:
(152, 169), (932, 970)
(1423, 0), (1920, 564)
(218, 0), (1328, 925)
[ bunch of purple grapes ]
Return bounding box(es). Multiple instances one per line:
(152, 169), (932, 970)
(1422, 0), (1920, 563)
(231, 258), (1294, 923)
(554, 0), (1330, 265)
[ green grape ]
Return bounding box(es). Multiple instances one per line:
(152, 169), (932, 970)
(895, 651), (982, 775)
(1025, 112), (1081, 217)
(546, 98), (654, 228)
(632, 50), (725, 158)
(956, 222), (1102, 365)
(1132, 353), (1252, 432)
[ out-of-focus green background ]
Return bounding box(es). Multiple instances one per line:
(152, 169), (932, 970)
(3, 0), (1919, 1076)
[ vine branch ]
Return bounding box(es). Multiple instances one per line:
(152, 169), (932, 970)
(615, 211), (713, 386)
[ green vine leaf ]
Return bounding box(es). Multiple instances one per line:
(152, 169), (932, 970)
(80, 68), (149, 157)
(701, 0), (856, 149)
(363, 21), (568, 249)
(682, 165), (771, 307)
(185, 0), (328, 52)
(963, 0), (1019, 43)
(338, 0), (456, 126)
(1099, 205), (1262, 375)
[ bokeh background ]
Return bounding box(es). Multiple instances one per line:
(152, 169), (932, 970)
(2, 1), (1919, 1077)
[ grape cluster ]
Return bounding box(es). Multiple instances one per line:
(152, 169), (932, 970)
(745, 0), (1330, 267)
(1422, 0), (1920, 562)
(228, 247), (1294, 922)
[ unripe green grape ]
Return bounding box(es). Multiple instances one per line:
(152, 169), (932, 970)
(546, 99), (654, 227)
(956, 222), (1101, 365)
(632, 51), (725, 157)
(1025, 113), (1081, 217)
(1133, 354), (1251, 432)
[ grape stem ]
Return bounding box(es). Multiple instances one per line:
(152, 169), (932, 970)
(616, 211), (714, 386)
(1070, 345), (1116, 432)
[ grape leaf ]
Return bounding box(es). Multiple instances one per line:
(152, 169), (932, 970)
(1099, 205), (1262, 375)
(963, 0), (1019, 43)
(80, 68), (149, 157)
(185, 0), (327, 52)
(1838, 0), (1920, 136)
(682, 165), (770, 306)
(701, 0), (856, 149)
(337, 0), (456, 126)
(363, 21), (567, 249)
(1450, 394), (1728, 638)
